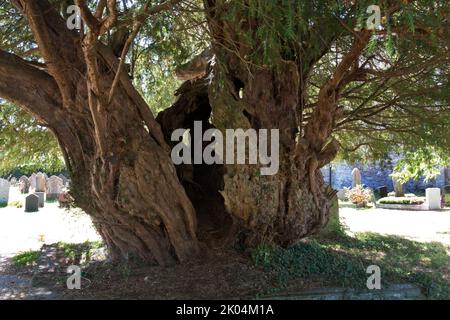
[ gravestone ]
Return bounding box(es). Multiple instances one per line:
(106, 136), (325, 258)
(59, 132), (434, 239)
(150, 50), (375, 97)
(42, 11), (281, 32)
(10, 177), (17, 187)
(0, 178), (10, 206)
(35, 173), (46, 192)
(351, 168), (361, 188)
(392, 176), (404, 197)
(377, 186), (388, 198)
(58, 174), (68, 186)
(18, 176), (30, 194)
(34, 192), (45, 208)
(25, 194), (39, 212)
(29, 173), (37, 190)
(319, 194), (340, 237)
(336, 189), (347, 201)
(46, 176), (64, 201)
(426, 188), (441, 210)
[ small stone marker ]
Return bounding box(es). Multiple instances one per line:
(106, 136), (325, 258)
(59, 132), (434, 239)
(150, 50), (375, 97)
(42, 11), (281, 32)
(34, 192), (45, 208)
(426, 188), (441, 210)
(0, 178), (10, 206)
(351, 168), (362, 188)
(377, 186), (388, 198)
(25, 194), (39, 212)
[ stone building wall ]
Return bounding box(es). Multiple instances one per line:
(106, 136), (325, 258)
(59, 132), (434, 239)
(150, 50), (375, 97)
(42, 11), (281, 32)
(321, 160), (446, 193)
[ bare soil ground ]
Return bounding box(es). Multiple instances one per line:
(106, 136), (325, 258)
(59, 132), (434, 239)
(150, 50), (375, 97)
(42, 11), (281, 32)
(28, 246), (274, 300)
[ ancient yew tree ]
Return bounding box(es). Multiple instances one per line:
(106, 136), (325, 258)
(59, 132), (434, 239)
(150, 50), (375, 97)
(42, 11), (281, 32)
(0, 0), (448, 264)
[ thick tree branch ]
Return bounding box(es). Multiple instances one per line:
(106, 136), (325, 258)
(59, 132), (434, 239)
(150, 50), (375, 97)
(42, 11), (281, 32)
(304, 30), (371, 152)
(19, 0), (84, 104)
(0, 49), (61, 124)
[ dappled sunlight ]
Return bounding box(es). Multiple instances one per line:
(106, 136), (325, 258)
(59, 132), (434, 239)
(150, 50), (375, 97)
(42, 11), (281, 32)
(0, 187), (101, 257)
(340, 206), (450, 245)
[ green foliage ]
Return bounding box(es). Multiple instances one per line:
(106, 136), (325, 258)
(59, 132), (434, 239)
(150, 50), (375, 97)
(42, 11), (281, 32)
(8, 200), (23, 208)
(378, 196), (425, 205)
(55, 240), (104, 263)
(0, 101), (65, 176)
(12, 250), (40, 267)
(253, 233), (450, 299)
(393, 150), (450, 183)
(0, 0), (449, 184)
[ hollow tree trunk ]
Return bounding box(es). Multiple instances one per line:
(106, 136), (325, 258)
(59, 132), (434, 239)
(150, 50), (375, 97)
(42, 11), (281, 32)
(1, 0), (201, 265)
(196, 0), (351, 246)
(207, 64), (338, 246)
(159, 51), (337, 247)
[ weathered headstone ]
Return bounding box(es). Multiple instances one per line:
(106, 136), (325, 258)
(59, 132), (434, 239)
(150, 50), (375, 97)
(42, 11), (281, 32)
(426, 188), (441, 210)
(58, 174), (68, 186)
(18, 176), (30, 194)
(10, 177), (17, 187)
(392, 176), (404, 197)
(0, 178), (10, 206)
(46, 176), (64, 201)
(377, 186), (388, 198)
(25, 194), (39, 212)
(351, 168), (361, 188)
(29, 173), (37, 190)
(34, 192), (45, 208)
(35, 173), (46, 192)
(319, 194), (341, 237)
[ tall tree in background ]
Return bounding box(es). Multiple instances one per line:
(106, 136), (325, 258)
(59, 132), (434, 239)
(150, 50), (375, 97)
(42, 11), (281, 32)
(0, 0), (448, 264)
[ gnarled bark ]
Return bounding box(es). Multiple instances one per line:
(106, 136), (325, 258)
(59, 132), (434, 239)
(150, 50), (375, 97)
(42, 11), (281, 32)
(1, 0), (201, 265)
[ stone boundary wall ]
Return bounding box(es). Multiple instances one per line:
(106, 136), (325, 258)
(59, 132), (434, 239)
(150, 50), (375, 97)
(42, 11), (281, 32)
(321, 160), (446, 193)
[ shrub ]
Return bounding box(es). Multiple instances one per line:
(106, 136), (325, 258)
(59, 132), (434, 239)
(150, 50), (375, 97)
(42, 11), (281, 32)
(378, 197), (425, 205)
(346, 185), (373, 207)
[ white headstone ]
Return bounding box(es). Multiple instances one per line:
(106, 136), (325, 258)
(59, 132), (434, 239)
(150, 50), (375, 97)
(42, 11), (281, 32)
(426, 188), (441, 210)
(0, 178), (10, 206)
